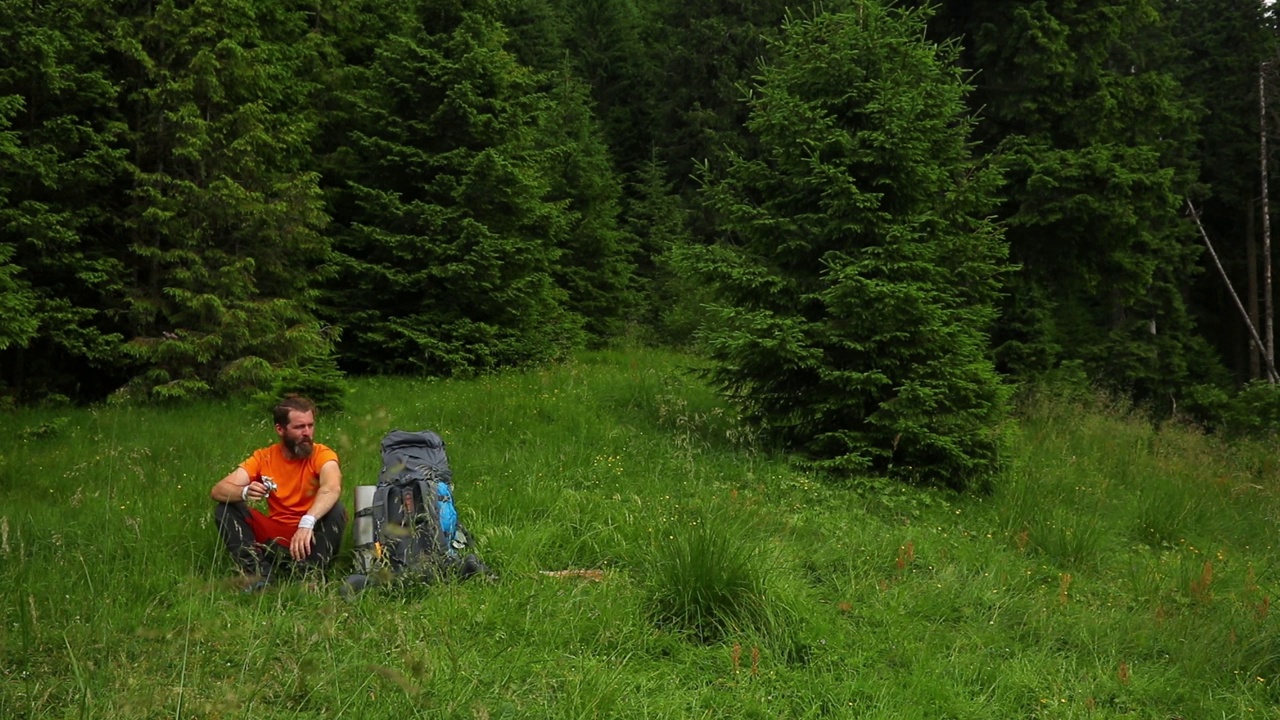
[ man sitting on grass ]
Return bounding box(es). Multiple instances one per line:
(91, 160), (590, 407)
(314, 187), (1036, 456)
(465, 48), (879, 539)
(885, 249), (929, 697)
(210, 395), (347, 592)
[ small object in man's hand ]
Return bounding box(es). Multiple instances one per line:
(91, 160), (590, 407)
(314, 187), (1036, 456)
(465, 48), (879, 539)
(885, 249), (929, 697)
(261, 477), (277, 495)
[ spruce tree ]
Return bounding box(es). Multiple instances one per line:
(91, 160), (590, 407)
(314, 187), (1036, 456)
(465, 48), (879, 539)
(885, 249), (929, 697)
(0, 99), (40, 353)
(0, 0), (132, 400)
(0, 250), (35, 354)
(543, 0), (659, 177)
(645, 0), (790, 194)
(688, 4), (1009, 488)
(623, 153), (698, 344)
(320, 0), (579, 376)
(539, 70), (635, 341)
(112, 0), (340, 401)
(932, 0), (1221, 401)
(1166, 0), (1274, 381)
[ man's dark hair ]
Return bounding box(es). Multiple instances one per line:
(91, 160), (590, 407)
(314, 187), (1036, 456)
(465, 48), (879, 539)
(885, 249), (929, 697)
(273, 395), (317, 427)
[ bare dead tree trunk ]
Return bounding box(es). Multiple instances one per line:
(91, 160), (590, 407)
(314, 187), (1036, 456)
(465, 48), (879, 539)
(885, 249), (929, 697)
(1190, 199), (1280, 383)
(1261, 62), (1275, 380)
(1248, 196), (1261, 378)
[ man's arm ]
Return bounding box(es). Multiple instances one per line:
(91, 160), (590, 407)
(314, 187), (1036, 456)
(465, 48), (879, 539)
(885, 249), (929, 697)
(306, 459), (342, 518)
(210, 467), (266, 503)
(289, 459), (341, 560)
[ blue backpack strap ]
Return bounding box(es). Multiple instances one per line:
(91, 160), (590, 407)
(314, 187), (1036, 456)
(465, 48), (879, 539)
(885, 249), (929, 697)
(436, 480), (459, 558)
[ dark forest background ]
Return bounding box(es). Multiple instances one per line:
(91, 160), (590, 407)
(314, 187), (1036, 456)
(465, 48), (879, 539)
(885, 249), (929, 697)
(3, 0), (1279, 485)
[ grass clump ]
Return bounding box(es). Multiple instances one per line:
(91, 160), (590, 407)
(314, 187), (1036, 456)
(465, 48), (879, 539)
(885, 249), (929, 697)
(642, 515), (774, 643)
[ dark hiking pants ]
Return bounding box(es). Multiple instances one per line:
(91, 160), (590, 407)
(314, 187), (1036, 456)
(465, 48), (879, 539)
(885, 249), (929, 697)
(214, 502), (347, 577)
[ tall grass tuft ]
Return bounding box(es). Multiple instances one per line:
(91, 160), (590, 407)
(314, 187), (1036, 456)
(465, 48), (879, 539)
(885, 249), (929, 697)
(641, 515), (772, 643)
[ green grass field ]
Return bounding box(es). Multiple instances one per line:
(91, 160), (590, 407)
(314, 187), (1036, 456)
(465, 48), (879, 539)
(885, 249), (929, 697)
(3, 348), (1280, 718)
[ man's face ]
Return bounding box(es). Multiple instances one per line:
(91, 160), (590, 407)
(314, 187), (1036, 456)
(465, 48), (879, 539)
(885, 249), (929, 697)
(277, 409), (316, 459)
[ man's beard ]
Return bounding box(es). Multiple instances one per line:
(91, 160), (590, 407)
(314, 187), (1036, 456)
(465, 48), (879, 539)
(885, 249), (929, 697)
(285, 437), (314, 459)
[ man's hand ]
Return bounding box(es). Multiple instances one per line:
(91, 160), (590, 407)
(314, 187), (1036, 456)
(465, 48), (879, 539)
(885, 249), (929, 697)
(211, 468), (275, 504)
(290, 527), (314, 561)
(243, 480), (269, 502)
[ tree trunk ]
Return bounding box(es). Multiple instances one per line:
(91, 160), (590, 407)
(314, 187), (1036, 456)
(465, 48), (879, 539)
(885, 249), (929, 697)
(1249, 195), (1261, 379)
(1261, 62), (1275, 380)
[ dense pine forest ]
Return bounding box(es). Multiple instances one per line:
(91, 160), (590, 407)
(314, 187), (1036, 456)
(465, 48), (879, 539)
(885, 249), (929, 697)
(3, 0), (1279, 484)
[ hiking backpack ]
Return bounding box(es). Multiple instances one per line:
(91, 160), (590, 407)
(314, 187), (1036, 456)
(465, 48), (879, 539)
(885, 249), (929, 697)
(353, 430), (487, 581)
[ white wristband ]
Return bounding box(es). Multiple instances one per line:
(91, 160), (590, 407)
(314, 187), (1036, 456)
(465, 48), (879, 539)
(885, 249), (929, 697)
(298, 515), (317, 530)
(241, 485), (250, 502)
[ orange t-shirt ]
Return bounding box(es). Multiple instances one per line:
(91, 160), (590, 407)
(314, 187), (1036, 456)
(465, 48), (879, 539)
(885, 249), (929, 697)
(240, 443), (339, 546)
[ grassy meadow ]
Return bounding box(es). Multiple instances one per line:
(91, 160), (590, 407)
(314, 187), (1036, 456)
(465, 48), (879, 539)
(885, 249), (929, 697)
(3, 348), (1280, 718)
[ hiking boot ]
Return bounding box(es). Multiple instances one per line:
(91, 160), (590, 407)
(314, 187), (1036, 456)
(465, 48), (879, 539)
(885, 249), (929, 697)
(240, 561), (273, 594)
(461, 553), (497, 581)
(339, 574), (368, 601)
(242, 575), (271, 594)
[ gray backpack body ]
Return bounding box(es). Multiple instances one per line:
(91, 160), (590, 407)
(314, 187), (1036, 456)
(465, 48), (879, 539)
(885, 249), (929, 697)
(352, 430), (488, 581)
